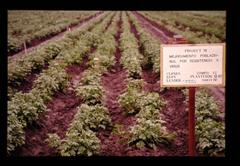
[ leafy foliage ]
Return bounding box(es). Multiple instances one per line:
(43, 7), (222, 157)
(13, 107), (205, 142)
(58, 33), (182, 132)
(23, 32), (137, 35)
(118, 79), (144, 114)
(138, 92), (166, 111)
(75, 84), (104, 105)
(129, 118), (176, 149)
(195, 90), (225, 156)
(195, 90), (220, 121)
(140, 11), (225, 43)
(8, 92), (47, 125)
(7, 112), (26, 155)
(7, 90), (46, 154)
(196, 118), (225, 156)
(47, 125), (100, 156)
(119, 12), (143, 78)
(118, 89), (143, 114)
(80, 69), (102, 85)
(75, 104), (112, 130)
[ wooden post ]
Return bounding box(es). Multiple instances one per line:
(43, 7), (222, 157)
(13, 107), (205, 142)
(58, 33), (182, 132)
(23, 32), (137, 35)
(188, 87), (196, 156)
(23, 41), (27, 54)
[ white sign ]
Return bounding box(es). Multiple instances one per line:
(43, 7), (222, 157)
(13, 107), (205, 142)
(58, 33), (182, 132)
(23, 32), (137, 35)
(160, 43), (225, 87)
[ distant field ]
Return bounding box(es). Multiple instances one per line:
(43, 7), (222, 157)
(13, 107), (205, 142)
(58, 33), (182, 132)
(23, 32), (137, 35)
(140, 11), (226, 43)
(8, 10), (98, 55)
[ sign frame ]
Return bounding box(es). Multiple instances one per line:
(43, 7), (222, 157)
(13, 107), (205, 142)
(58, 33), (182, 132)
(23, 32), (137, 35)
(160, 43), (226, 88)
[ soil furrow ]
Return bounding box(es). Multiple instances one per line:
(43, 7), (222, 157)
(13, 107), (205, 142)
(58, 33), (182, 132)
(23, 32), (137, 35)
(132, 11), (172, 43)
(128, 14), (188, 156)
(160, 89), (188, 156)
(97, 15), (134, 156)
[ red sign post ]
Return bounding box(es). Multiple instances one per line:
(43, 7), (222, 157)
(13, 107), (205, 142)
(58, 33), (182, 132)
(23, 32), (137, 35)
(188, 87), (196, 156)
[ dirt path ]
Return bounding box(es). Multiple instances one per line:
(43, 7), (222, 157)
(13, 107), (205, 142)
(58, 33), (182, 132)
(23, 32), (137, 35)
(14, 49), (94, 156)
(132, 11), (173, 43)
(8, 12), (104, 62)
(97, 15), (135, 156)
(160, 89), (188, 156)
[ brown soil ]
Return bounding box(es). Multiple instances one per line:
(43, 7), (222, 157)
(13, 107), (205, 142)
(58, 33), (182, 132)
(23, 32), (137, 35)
(141, 68), (188, 156)
(142, 68), (160, 93)
(160, 89), (188, 156)
(131, 12), (225, 156)
(128, 17), (141, 46)
(97, 14), (163, 156)
(135, 12), (175, 37)
(12, 13), (116, 156)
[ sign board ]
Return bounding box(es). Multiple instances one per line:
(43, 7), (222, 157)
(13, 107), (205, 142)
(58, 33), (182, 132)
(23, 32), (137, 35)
(160, 43), (225, 87)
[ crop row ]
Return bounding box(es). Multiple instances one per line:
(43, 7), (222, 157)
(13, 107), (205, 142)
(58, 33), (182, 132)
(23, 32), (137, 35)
(47, 12), (121, 156)
(118, 12), (175, 150)
(127, 11), (161, 74)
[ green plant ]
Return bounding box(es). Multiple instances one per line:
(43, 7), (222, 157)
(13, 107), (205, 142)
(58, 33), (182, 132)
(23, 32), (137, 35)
(80, 69), (101, 85)
(126, 78), (144, 91)
(8, 38), (22, 54)
(7, 112), (26, 155)
(128, 118), (176, 150)
(47, 125), (100, 156)
(194, 89), (225, 156)
(118, 89), (143, 114)
(196, 118), (225, 156)
(136, 106), (161, 121)
(33, 63), (68, 101)
(195, 90), (220, 121)
(119, 13), (143, 79)
(138, 92), (166, 111)
(127, 12), (161, 74)
(75, 84), (104, 105)
(8, 91), (47, 125)
(76, 104), (112, 130)
(112, 124), (127, 136)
